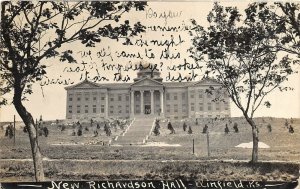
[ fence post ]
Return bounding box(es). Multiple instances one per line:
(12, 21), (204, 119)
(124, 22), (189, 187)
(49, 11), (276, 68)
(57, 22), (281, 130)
(192, 138), (195, 154)
(207, 129), (210, 157)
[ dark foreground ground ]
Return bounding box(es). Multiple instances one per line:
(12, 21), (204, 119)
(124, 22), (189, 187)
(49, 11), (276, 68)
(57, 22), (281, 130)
(0, 159), (299, 182)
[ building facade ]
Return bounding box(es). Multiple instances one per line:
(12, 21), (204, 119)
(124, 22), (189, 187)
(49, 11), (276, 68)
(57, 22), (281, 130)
(65, 69), (231, 120)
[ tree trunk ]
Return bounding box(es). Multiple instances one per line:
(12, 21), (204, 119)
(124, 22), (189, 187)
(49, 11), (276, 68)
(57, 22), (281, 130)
(251, 124), (259, 163)
(245, 116), (259, 163)
(13, 82), (45, 182)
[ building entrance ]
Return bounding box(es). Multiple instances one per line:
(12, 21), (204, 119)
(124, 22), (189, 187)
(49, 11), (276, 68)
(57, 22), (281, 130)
(145, 105), (151, 114)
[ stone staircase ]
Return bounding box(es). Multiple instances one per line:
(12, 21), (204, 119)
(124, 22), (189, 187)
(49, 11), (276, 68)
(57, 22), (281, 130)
(114, 116), (155, 145)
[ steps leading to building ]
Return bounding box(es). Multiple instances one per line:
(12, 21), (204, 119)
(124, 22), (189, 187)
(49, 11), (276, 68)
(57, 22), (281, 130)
(114, 117), (155, 145)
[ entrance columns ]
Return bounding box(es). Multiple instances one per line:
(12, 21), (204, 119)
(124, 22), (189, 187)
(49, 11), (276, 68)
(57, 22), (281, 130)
(130, 90), (134, 117)
(160, 90), (164, 116)
(140, 90), (144, 115)
(150, 90), (154, 115)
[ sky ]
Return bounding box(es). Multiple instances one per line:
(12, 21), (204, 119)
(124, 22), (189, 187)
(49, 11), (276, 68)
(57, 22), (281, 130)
(0, 1), (299, 122)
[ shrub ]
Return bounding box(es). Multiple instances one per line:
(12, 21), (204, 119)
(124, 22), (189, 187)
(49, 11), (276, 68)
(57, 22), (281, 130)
(188, 126), (193, 134)
(5, 125), (14, 138)
(202, 125), (208, 134)
(183, 122), (187, 132)
(61, 124), (66, 132)
(233, 122), (239, 133)
(43, 127), (49, 137)
(77, 129), (82, 136)
(267, 124), (272, 132)
(153, 123), (160, 136)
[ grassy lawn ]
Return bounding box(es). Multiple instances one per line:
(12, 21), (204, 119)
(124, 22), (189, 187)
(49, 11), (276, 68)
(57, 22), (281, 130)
(0, 117), (299, 181)
(149, 117), (300, 161)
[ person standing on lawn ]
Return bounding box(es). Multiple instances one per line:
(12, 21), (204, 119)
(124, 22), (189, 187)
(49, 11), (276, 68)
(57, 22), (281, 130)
(202, 124), (208, 134)
(183, 122), (187, 132)
(225, 124), (229, 134)
(167, 121), (175, 134)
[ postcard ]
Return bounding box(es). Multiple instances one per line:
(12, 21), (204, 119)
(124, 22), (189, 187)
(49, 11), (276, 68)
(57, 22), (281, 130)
(0, 1), (299, 188)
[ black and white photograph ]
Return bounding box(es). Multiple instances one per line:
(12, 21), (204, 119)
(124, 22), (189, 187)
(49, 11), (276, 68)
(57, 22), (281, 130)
(0, 1), (299, 188)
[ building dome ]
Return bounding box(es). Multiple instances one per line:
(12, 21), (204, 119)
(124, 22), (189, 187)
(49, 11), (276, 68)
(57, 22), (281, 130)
(133, 62), (163, 82)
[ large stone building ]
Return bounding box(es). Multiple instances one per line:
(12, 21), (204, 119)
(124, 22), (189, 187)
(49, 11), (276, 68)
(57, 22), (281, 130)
(65, 69), (231, 120)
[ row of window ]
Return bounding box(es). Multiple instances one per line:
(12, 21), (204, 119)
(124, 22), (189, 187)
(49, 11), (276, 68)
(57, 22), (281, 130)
(166, 104), (187, 113)
(164, 102), (229, 113)
(110, 105), (130, 114)
(69, 96), (105, 102)
(68, 93), (130, 102)
(68, 105), (105, 114)
(190, 102), (229, 111)
(110, 95), (130, 102)
(68, 104), (131, 114)
(165, 90), (228, 101)
(166, 92), (185, 101)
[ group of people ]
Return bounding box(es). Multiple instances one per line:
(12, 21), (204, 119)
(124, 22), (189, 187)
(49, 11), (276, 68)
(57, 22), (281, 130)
(153, 120), (195, 135)
(71, 119), (128, 137)
(183, 122), (193, 134)
(222, 119), (296, 134)
(224, 123), (239, 134)
(4, 120), (49, 139)
(103, 123), (112, 136)
(151, 118), (238, 136)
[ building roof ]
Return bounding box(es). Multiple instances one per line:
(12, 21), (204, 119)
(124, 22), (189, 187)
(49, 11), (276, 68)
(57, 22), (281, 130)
(131, 77), (164, 87)
(64, 79), (103, 90)
(191, 77), (221, 86)
(65, 77), (222, 90)
(102, 83), (131, 89)
(162, 82), (192, 87)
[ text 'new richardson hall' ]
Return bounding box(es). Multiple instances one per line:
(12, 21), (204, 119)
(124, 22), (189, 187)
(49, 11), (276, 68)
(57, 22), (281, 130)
(65, 68), (231, 120)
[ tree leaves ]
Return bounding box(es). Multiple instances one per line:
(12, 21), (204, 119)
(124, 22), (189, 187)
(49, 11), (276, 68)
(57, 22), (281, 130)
(249, 3), (300, 57)
(96, 20), (146, 44)
(59, 50), (76, 63)
(41, 8), (52, 18)
(88, 2), (118, 18)
(264, 101), (271, 108)
(79, 30), (101, 47)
